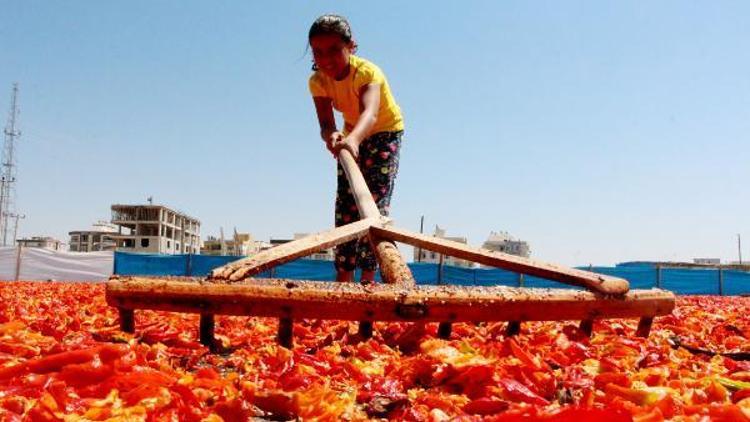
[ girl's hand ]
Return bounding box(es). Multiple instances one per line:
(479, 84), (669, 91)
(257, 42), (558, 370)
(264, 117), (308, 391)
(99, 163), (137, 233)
(333, 136), (360, 160)
(326, 131), (344, 158)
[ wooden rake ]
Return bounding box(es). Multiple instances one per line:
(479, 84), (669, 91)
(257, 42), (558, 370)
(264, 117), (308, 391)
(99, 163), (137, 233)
(106, 150), (675, 350)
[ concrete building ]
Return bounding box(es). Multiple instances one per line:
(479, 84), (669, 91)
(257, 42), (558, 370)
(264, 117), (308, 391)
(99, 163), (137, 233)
(202, 232), (268, 256)
(413, 226), (474, 268)
(110, 204), (200, 254)
(481, 231), (531, 262)
(69, 221), (117, 252)
(16, 236), (63, 251)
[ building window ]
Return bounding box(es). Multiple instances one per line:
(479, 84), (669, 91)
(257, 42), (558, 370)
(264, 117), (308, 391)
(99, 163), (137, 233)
(141, 238), (150, 248)
(167, 240), (171, 248)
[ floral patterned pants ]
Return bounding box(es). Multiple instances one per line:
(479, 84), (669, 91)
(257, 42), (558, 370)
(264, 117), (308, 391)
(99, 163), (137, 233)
(334, 131), (403, 272)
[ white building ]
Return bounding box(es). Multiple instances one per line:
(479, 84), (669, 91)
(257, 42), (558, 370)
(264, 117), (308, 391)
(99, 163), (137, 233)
(110, 204), (200, 255)
(413, 226), (474, 268)
(202, 232), (268, 256)
(16, 236), (63, 251)
(69, 221), (118, 252)
(481, 231), (530, 264)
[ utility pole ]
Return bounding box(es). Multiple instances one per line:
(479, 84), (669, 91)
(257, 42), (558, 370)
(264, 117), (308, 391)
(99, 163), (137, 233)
(416, 215), (424, 263)
(739, 234), (743, 265)
(8, 213), (24, 245)
(219, 227), (227, 256)
(1, 84), (21, 246)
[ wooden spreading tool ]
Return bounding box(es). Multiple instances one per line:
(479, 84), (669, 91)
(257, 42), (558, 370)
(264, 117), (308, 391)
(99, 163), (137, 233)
(106, 150), (675, 350)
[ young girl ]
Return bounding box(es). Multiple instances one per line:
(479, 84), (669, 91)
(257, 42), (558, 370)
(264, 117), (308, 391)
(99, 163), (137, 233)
(308, 14), (404, 283)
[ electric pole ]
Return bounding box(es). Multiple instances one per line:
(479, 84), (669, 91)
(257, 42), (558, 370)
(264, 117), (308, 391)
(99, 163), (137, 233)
(417, 215), (424, 262)
(1, 84), (22, 246)
(7, 213), (24, 245)
(739, 234), (743, 265)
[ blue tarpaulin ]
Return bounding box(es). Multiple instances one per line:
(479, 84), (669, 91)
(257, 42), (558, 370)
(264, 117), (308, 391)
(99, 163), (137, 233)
(113, 252), (750, 295)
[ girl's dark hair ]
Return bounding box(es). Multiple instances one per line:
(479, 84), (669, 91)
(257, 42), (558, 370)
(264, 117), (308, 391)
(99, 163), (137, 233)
(309, 14), (353, 44)
(308, 14), (357, 70)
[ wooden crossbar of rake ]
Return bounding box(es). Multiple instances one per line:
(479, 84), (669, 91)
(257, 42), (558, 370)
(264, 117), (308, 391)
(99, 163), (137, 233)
(106, 150), (675, 350)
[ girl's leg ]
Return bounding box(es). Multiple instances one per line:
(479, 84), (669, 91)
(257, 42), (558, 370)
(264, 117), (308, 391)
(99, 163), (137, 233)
(336, 269), (355, 282)
(356, 131), (403, 282)
(334, 162), (360, 280)
(360, 269), (376, 284)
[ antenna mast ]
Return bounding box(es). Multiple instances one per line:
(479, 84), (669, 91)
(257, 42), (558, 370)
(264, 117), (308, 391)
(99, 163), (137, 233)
(1, 84), (21, 246)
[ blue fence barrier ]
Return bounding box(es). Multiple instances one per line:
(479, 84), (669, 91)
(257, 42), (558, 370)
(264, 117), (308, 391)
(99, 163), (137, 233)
(113, 252), (750, 295)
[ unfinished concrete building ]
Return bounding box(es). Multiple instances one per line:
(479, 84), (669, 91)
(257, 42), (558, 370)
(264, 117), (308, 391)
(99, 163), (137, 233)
(111, 204), (201, 255)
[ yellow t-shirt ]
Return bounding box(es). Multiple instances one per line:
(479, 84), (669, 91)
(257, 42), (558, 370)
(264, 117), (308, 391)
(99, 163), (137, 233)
(309, 54), (404, 136)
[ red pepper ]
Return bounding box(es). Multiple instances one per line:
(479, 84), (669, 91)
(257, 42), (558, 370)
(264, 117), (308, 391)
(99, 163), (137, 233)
(58, 361), (114, 388)
(564, 341), (591, 364)
(708, 404), (750, 422)
(508, 339), (548, 371)
(108, 367), (175, 394)
(253, 390), (296, 421)
(98, 344), (128, 362)
(122, 382), (164, 406)
(734, 388), (750, 403)
(0, 395), (27, 415)
(604, 383), (657, 406)
(447, 364), (495, 398)
(0, 364), (29, 382)
(195, 367), (220, 380)
(547, 406), (633, 422)
(594, 372), (631, 390)
(279, 371), (313, 391)
(212, 398), (255, 421)
(630, 406), (664, 422)
(0, 347), (101, 382)
(463, 397), (509, 415)
(497, 378), (549, 406)
(26, 348), (98, 374)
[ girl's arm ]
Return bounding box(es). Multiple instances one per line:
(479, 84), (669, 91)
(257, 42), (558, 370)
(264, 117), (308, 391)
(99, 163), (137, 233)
(313, 96), (341, 156)
(337, 84), (381, 158)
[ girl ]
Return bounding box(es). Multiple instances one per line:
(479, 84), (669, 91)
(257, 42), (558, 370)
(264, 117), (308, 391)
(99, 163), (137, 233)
(308, 14), (404, 283)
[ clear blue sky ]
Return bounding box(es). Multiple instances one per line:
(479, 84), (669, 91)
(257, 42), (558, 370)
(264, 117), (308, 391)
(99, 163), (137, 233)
(1, 1), (748, 266)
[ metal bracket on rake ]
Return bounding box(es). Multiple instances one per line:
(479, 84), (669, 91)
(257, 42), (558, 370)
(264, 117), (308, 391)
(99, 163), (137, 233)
(106, 150), (675, 350)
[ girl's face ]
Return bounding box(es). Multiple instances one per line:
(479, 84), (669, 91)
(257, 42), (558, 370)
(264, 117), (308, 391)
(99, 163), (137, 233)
(310, 34), (353, 79)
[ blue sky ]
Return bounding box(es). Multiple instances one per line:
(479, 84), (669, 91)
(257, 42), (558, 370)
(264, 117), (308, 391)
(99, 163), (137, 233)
(1, 1), (748, 266)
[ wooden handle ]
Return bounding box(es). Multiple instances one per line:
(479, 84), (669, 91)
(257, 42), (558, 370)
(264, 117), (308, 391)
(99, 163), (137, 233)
(337, 149), (414, 285)
(338, 149), (381, 219)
